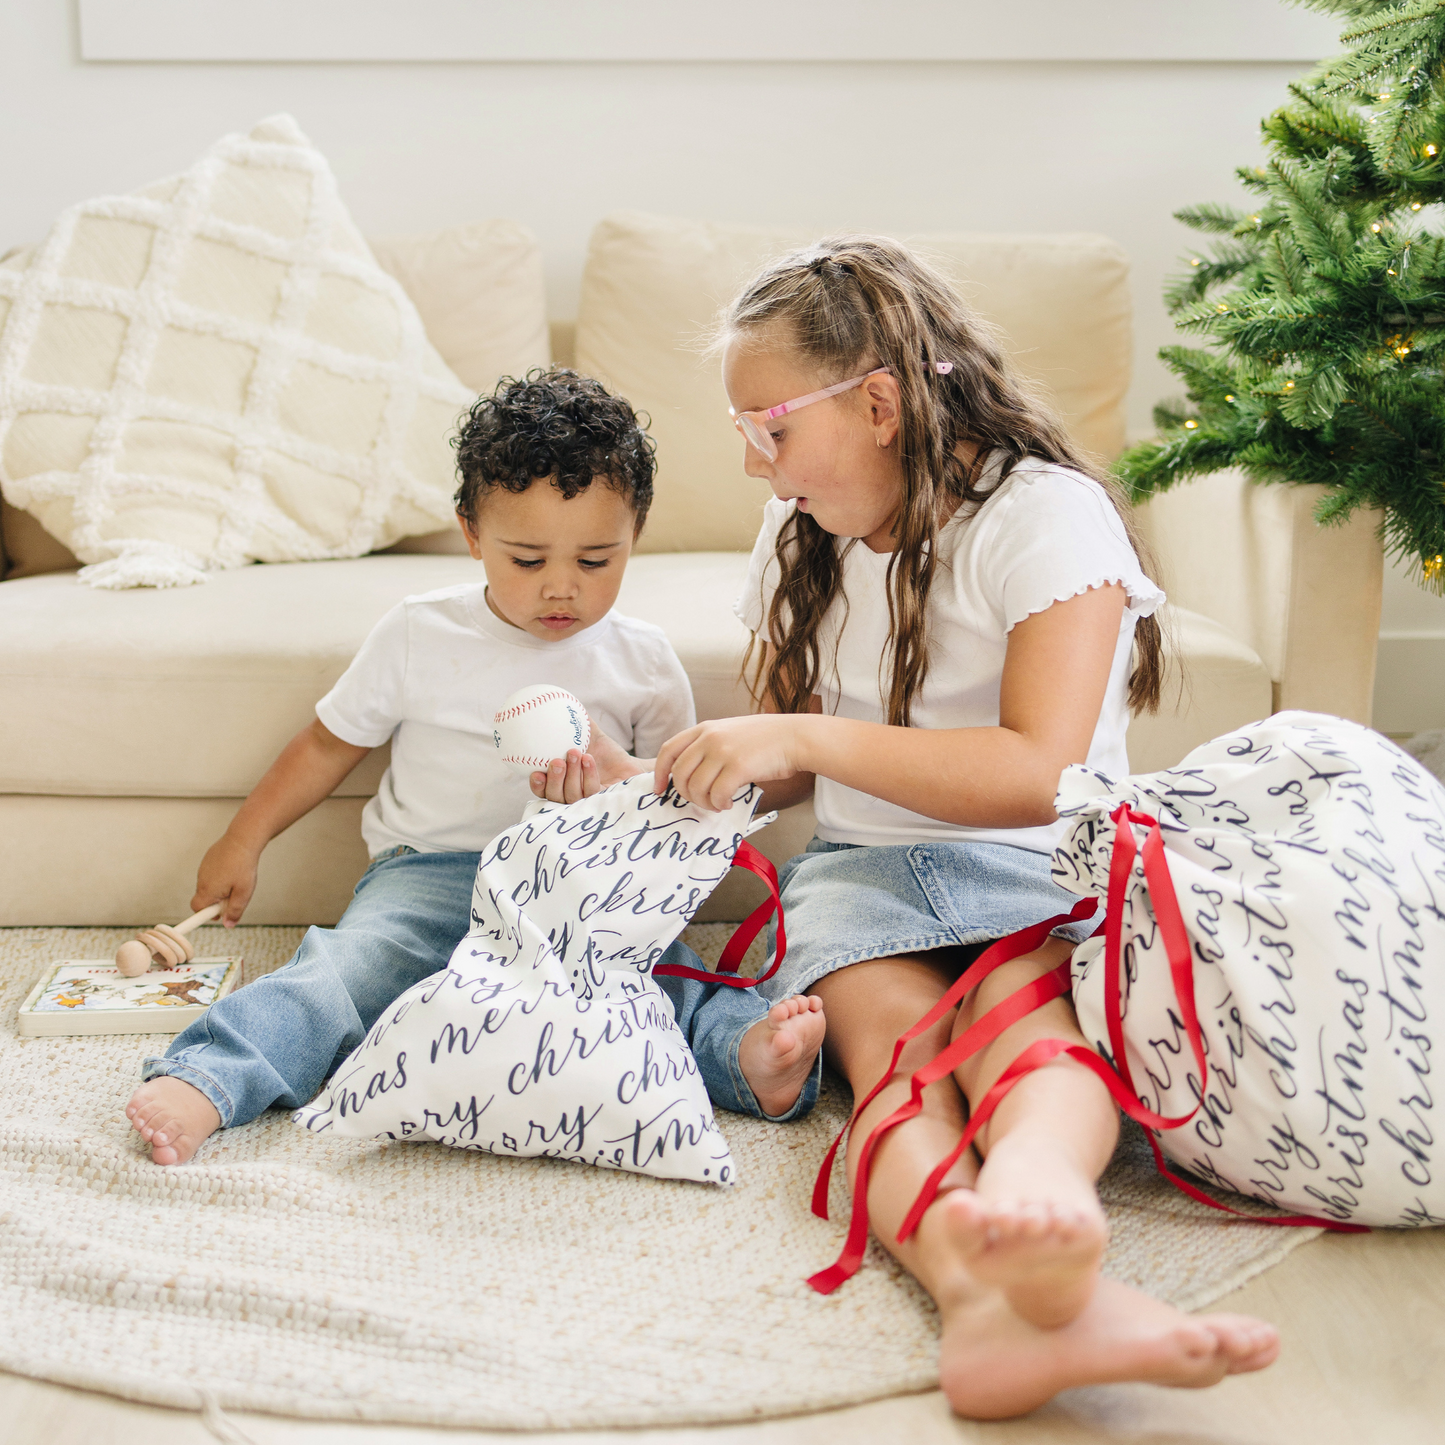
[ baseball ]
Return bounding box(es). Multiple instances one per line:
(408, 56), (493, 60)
(492, 684), (592, 773)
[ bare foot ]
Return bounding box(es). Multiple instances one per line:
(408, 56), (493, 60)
(938, 1275), (1279, 1420)
(737, 994), (825, 1117)
(125, 1076), (221, 1164)
(939, 1181), (1107, 1329)
(942, 1126), (1109, 1328)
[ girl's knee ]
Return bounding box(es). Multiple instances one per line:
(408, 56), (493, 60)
(953, 941), (1074, 1035)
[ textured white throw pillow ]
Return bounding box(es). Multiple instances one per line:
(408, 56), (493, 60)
(0, 115), (474, 588)
(294, 778), (777, 1184)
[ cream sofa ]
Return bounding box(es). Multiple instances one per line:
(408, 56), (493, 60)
(0, 211), (1383, 927)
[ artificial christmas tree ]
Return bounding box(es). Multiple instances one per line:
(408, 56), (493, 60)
(1118, 0), (1445, 590)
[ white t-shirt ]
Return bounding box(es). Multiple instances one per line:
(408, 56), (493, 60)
(317, 584), (696, 858)
(735, 454), (1165, 855)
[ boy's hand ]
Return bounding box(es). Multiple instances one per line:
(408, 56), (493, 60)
(192, 834), (262, 927)
(586, 726), (652, 785)
(527, 719), (652, 804)
(530, 749), (598, 805)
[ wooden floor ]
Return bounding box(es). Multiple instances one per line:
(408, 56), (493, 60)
(4, 1227), (1440, 1445)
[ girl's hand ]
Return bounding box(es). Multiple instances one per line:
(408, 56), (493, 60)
(192, 834), (262, 927)
(655, 714), (808, 812)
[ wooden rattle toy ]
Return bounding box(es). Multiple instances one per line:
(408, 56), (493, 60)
(114, 903), (224, 977)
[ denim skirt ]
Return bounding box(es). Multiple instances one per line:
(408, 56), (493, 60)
(758, 836), (1097, 1002)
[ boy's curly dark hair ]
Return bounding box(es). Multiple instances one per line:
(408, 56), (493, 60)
(452, 368), (655, 530)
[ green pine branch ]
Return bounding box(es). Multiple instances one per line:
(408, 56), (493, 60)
(1119, 0), (1445, 591)
(1173, 202), (1250, 234)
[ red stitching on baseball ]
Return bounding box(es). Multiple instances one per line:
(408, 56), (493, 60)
(501, 754), (563, 770)
(495, 689), (570, 724)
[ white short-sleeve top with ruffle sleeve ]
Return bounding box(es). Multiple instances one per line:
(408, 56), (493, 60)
(734, 453), (1166, 855)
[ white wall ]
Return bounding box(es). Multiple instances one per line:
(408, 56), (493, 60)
(1, 6), (1334, 436)
(3, 2), (1442, 725)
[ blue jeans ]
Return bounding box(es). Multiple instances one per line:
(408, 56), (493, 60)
(143, 848), (819, 1129)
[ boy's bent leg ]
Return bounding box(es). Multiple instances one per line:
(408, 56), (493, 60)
(132, 850), (480, 1156)
(655, 941), (824, 1121)
(140, 923), (375, 1128)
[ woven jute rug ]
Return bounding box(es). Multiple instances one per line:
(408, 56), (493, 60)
(0, 925), (1320, 1431)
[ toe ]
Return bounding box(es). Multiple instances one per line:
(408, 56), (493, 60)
(1017, 1213), (1050, 1243)
(1234, 1333), (1281, 1373)
(1176, 1319), (1224, 1363)
(1203, 1315), (1279, 1370)
(940, 1188), (990, 1242)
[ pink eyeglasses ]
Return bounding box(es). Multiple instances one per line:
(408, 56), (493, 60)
(730, 361), (954, 461)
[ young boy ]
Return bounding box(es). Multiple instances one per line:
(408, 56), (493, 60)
(125, 369), (824, 1165)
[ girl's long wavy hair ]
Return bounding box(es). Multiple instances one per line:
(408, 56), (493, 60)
(725, 235), (1165, 725)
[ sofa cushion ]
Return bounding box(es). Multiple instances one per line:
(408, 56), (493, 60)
(576, 211), (1132, 554)
(1126, 607), (1274, 772)
(0, 494), (78, 578)
(0, 217), (551, 577)
(0, 115), (472, 589)
(369, 220), (552, 558)
(0, 553), (755, 798)
(370, 220), (550, 395)
(0, 245), (82, 581)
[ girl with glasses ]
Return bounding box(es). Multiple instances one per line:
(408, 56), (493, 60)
(653, 236), (1279, 1418)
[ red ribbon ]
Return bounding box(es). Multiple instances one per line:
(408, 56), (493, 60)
(808, 802), (1364, 1297)
(654, 838), (786, 989)
(806, 897), (1098, 1295)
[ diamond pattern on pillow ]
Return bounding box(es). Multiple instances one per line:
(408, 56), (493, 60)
(0, 114), (474, 588)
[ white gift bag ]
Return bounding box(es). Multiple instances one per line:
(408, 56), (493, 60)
(293, 776), (782, 1184)
(1053, 711), (1445, 1228)
(809, 711), (1445, 1294)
